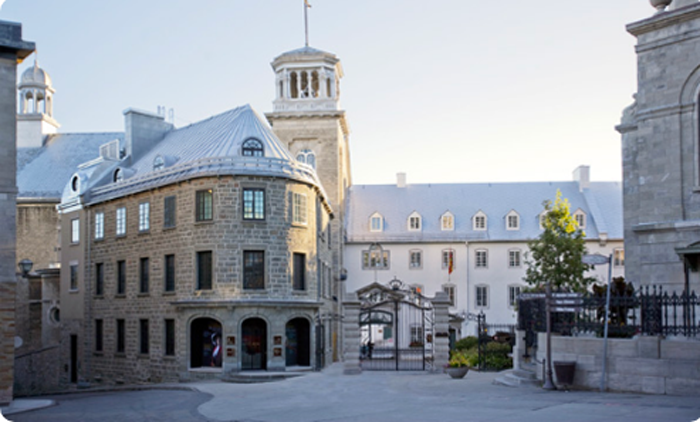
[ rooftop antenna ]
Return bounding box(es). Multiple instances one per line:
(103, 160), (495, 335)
(304, 0), (311, 47)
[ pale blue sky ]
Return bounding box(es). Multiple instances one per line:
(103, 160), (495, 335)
(2, 1), (654, 184)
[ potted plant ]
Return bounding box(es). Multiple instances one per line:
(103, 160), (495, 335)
(445, 351), (470, 379)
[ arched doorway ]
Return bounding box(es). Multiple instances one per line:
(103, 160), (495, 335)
(190, 318), (222, 368)
(242, 318), (267, 370)
(285, 318), (310, 367)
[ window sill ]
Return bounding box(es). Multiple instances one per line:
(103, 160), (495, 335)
(69, 289), (79, 294)
(93, 351), (104, 357)
(115, 294), (126, 299)
(292, 222), (308, 228)
(70, 242), (80, 246)
(114, 352), (126, 358)
(93, 295), (104, 299)
(137, 293), (150, 297)
(115, 234), (126, 239)
(138, 230), (150, 235)
(292, 290), (307, 294)
(163, 355), (176, 361)
(162, 226), (176, 231)
(162, 291), (176, 296)
(194, 220), (214, 226)
(94, 238), (104, 243)
(138, 353), (150, 359)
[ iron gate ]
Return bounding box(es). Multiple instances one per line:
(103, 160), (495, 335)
(358, 280), (434, 371)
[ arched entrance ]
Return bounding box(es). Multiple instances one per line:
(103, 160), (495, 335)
(190, 318), (222, 368)
(285, 318), (310, 367)
(242, 318), (267, 370)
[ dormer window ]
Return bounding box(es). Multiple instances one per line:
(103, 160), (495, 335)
(296, 149), (316, 169)
(114, 168), (123, 183)
(242, 138), (264, 157)
(573, 209), (586, 229)
(506, 210), (520, 230)
(473, 211), (487, 231)
(153, 155), (165, 171)
(370, 213), (383, 232)
(408, 211), (421, 231)
(441, 212), (454, 231)
(71, 174), (80, 193)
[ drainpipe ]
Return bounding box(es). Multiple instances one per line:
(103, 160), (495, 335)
(85, 205), (92, 384)
(465, 241), (470, 336)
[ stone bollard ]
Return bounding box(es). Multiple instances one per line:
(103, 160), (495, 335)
(342, 292), (362, 375)
(431, 291), (451, 372)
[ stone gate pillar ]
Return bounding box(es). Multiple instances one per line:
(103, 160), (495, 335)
(342, 292), (361, 375)
(431, 291), (451, 373)
(0, 20), (34, 406)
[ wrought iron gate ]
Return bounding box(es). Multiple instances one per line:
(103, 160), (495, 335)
(358, 280), (434, 371)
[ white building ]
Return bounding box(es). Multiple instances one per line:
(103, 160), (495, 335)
(344, 168), (624, 336)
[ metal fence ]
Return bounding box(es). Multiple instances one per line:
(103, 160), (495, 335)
(518, 286), (699, 340)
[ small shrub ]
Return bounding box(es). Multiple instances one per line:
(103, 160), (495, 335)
(454, 336), (478, 351)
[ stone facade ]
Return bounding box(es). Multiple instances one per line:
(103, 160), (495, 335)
(618, 3), (700, 292)
(16, 201), (60, 270)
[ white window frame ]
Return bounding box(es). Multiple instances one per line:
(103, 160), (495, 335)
(370, 213), (383, 232)
(71, 218), (80, 244)
(574, 209), (586, 229)
(613, 248), (624, 267)
(508, 249), (521, 268)
(442, 284), (456, 307)
(476, 285), (489, 308)
(362, 249), (390, 270)
(409, 249), (422, 269)
(508, 285), (522, 308)
(116, 207), (126, 236)
(475, 249), (488, 268)
(441, 249), (455, 270)
(408, 211), (421, 231)
(293, 193), (308, 225)
(506, 210), (520, 230)
(94, 212), (104, 240)
(473, 211), (487, 231)
(441, 212), (454, 231)
(139, 202), (150, 232)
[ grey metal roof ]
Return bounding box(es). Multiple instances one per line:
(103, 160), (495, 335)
(83, 105), (330, 211)
(345, 181), (622, 243)
(17, 132), (124, 199)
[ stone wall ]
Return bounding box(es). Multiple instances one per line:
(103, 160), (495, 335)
(534, 333), (700, 395)
(16, 202), (60, 270)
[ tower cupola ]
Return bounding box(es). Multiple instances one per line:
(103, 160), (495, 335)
(17, 61), (60, 148)
(271, 46), (343, 112)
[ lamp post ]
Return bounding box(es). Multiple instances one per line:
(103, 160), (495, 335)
(17, 259), (33, 277)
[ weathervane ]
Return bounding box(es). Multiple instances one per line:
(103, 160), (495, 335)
(304, 0), (311, 47)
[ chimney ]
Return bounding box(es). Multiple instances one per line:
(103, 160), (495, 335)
(397, 172), (407, 188)
(123, 108), (173, 164)
(573, 165), (590, 192)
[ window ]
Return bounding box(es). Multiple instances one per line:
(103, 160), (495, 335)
(475, 249), (488, 268)
(116, 207), (126, 236)
(138, 202), (150, 232)
(114, 168), (124, 183)
(296, 149), (316, 169)
(370, 214), (383, 232)
(507, 211), (520, 230)
(574, 210), (586, 229)
(95, 263), (104, 296)
(362, 249), (390, 270)
(95, 212), (104, 240)
(117, 260), (126, 295)
(409, 250), (422, 269)
(441, 212), (454, 231)
(243, 188), (265, 220)
(242, 138), (264, 157)
(476, 285), (488, 308)
(139, 319), (149, 354)
(509, 249), (521, 268)
(243, 251), (265, 290)
(164, 254), (175, 292)
(196, 190), (213, 222)
(116, 319), (125, 353)
(442, 249), (455, 270)
(443, 284), (456, 306)
(293, 193), (307, 225)
(410, 325), (424, 346)
(139, 257), (149, 294)
(70, 263), (78, 291)
(408, 212), (421, 231)
(164, 319), (175, 356)
(95, 319), (103, 352)
(473, 212), (486, 231)
(197, 251), (213, 290)
(71, 218), (80, 243)
(153, 155), (165, 171)
(614, 248), (625, 267)
(293, 253), (306, 291)
(509, 285), (522, 308)
(163, 196), (176, 228)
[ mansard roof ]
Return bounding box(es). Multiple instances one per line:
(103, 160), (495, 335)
(345, 181), (622, 243)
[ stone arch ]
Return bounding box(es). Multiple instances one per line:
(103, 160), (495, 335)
(241, 317), (267, 370)
(190, 316), (222, 369)
(285, 316), (312, 367)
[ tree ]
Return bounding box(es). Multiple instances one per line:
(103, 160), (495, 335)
(524, 190), (595, 293)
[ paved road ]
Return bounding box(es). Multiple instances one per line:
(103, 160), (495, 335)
(6, 365), (700, 422)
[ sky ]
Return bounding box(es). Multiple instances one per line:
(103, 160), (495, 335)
(1, 1), (655, 185)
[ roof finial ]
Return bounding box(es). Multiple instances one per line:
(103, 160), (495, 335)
(304, 0), (311, 47)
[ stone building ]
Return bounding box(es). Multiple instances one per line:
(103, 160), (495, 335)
(344, 167), (624, 334)
(617, 0), (700, 294)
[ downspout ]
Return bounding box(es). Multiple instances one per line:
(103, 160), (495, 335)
(465, 241), (470, 335)
(85, 205), (92, 384)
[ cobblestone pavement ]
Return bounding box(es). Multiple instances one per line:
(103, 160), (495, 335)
(6, 364), (700, 422)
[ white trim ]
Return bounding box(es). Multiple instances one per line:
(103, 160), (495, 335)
(473, 210), (487, 231)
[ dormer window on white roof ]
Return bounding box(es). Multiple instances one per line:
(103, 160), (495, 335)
(408, 211), (421, 231)
(473, 211), (487, 231)
(441, 212), (454, 231)
(153, 155), (165, 171)
(506, 210), (520, 230)
(574, 209), (586, 229)
(242, 138), (264, 157)
(370, 212), (383, 232)
(114, 168), (123, 183)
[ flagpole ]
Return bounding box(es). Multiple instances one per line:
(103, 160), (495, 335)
(304, 1), (309, 47)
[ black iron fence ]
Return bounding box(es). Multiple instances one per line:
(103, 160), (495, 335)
(360, 347), (429, 371)
(518, 286), (699, 340)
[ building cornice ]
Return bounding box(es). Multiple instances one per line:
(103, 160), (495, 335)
(627, 4), (700, 37)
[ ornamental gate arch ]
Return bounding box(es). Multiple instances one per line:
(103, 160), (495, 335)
(357, 279), (434, 371)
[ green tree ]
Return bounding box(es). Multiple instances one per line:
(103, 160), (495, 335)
(524, 190), (594, 293)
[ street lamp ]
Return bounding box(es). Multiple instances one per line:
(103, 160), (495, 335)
(17, 259), (33, 276)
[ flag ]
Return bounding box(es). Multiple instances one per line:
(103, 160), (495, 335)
(305, 0), (311, 7)
(448, 253), (454, 275)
